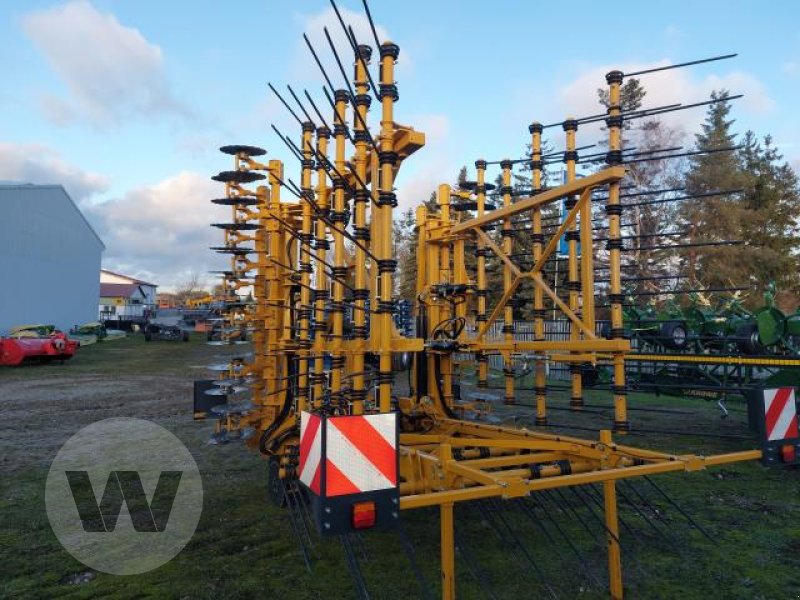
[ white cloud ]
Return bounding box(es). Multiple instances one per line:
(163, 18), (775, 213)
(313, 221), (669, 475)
(86, 172), (229, 289)
(782, 62), (799, 77)
(0, 142), (109, 203)
(395, 114), (452, 212)
(556, 61), (774, 143)
(22, 0), (189, 128)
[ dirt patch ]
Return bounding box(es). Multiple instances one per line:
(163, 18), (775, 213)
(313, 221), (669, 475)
(0, 373), (195, 471)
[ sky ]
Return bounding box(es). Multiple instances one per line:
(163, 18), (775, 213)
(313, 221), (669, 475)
(1, 0), (798, 290)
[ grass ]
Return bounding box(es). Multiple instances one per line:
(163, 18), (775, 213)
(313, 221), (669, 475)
(1, 337), (799, 599)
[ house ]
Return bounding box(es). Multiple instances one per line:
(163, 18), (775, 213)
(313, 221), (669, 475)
(99, 269), (157, 320)
(0, 183), (104, 335)
(157, 292), (178, 309)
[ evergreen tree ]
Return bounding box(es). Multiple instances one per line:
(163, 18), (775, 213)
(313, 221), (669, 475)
(394, 207), (418, 301)
(737, 132), (800, 300)
(680, 90), (746, 288)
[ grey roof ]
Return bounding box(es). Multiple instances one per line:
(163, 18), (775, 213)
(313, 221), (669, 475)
(0, 182), (105, 250)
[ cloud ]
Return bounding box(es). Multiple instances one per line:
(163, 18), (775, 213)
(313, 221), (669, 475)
(395, 114), (452, 212)
(288, 6), (410, 87)
(22, 0), (189, 128)
(0, 142), (109, 203)
(783, 62), (799, 77)
(86, 171), (229, 289)
(556, 61), (774, 142)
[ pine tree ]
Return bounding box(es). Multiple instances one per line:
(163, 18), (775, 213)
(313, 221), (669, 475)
(737, 132), (800, 301)
(680, 90), (746, 288)
(394, 207), (418, 301)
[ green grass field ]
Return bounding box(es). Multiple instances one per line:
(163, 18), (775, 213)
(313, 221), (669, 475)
(1, 335), (799, 599)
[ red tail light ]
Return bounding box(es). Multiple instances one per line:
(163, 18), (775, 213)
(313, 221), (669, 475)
(781, 444), (796, 464)
(352, 501), (376, 529)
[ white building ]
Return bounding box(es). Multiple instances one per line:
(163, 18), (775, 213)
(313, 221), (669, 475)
(0, 183), (104, 335)
(99, 269), (157, 320)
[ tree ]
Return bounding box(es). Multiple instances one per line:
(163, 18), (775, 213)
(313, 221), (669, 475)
(737, 132), (800, 301)
(597, 77), (647, 129)
(680, 90), (747, 288)
(620, 119), (687, 298)
(394, 207), (418, 301)
(174, 270), (208, 305)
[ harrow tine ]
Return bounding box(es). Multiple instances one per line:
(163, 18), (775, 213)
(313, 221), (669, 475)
(582, 485), (643, 545)
(643, 476), (718, 545)
(351, 531), (370, 563)
(613, 481), (680, 552)
(454, 526), (499, 600)
(483, 499), (559, 599)
(532, 493), (603, 588)
(282, 481), (313, 572)
(340, 533), (371, 600)
(567, 487), (648, 579)
(289, 485), (316, 550)
(515, 497), (571, 562)
(397, 522), (435, 600)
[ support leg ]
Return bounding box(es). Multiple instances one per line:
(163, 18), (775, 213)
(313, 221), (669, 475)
(441, 502), (455, 600)
(601, 430), (624, 599)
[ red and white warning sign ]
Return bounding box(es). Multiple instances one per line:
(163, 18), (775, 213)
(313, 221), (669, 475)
(298, 411), (398, 497)
(298, 411), (323, 495)
(764, 387), (799, 442)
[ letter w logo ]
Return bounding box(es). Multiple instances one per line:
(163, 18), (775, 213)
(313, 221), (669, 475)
(65, 471), (182, 533)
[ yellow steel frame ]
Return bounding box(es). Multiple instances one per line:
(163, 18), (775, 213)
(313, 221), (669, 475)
(204, 42), (767, 600)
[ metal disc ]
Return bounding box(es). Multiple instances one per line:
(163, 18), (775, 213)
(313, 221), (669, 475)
(211, 170), (266, 184)
(219, 144), (267, 157)
(211, 222), (260, 231)
(210, 196), (259, 206)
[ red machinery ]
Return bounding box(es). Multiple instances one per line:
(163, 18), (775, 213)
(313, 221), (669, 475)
(0, 332), (79, 366)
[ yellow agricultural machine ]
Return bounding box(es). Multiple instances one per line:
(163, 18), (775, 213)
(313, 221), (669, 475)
(195, 2), (800, 598)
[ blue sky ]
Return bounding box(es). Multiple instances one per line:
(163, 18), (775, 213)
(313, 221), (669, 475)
(1, 0), (798, 288)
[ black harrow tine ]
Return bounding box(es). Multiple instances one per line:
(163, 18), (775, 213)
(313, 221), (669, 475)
(303, 89), (333, 133)
(624, 53), (737, 77)
(270, 124), (304, 164)
(621, 479), (679, 535)
(622, 143), (743, 165)
(267, 82), (304, 126)
(612, 482), (680, 551)
(516, 496), (572, 561)
(340, 533), (371, 600)
(623, 94), (744, 123)
(286, 83), (316, 126)
(351, 531), (370, 563)
(550, 488), (604, 545)
(303, 33), (338, 96)
(397, 522), (435, 600)
(362, 0), (382, 49)
(567, 487), (649, 579)
(454, 526), (499, 600)
(322, 26), (380, 154)
(483, 499), (560, 599)
(282, 481), (312, 571)
(579, 485), (644, 546)
(531, 493), (603, 588)
(289, 485), (316, 551)
(643, 476), (718, 545)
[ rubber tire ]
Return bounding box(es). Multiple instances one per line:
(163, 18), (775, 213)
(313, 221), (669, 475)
(660, 320), (688, 350)
(144, 333), (152, 342)
(267, 457), (286, 508)
(182, 332), (189, 342)
(735, 322), (763, 355)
